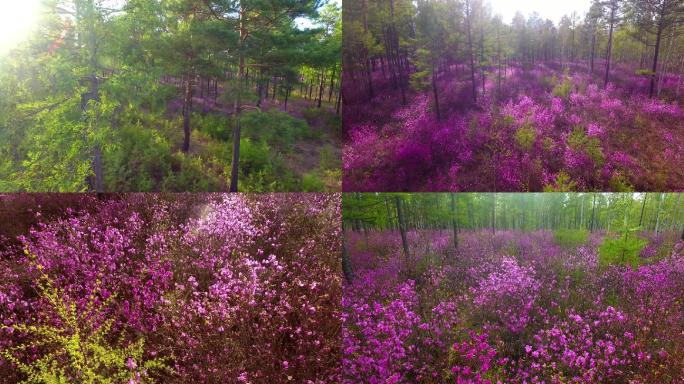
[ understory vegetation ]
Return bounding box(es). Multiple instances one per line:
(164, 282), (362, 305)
(0, 193), (342, 383)
(342, 193), (684, 383)
(343, 0), (684, 191)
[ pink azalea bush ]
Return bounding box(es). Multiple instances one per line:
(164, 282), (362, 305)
(343, 229), (684, 383)
(0, 194), (342, 383)
(344, 63), (684, 191)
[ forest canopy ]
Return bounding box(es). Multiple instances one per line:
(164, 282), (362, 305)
(343, 193), (683, 233)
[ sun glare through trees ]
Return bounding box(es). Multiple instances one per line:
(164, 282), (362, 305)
(0, 0), (342, 192)
(0, 1), (42, 53)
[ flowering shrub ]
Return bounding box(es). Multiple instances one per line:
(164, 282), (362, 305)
(344, 63), (684, 191)
(470, 257), (540, 334)
(523, 307), (648, 383)
(446, 332), (497, 384)
(0, 194), (342, 383)
(342, 279), (422, 383)
(1, 255), (170, 384)
(344, 229), (684, 382)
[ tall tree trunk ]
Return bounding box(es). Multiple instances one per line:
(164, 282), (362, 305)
(604, 7), (615, 89)
(284, 85), (290, 111)
(479, 1), (485, 97)
(497, 24), (501, 96)
(639, 194), (647, 227)
(229, 5), (246, 193)
(655, 193), (664, 233)
(272, 76), (277, 100)
(590, 193), (597, 232)
(649, 20), (664, 99)
(580, 195), (585, 229)
(398, 45), (407, 105)
(451, 194), (458, 250)
(362, 0), (374, 101)
(590, 32), (596, 77)
(491, 193), (496, 234)
(182, 74), (192, 153)
(317, 71), (325, 108)
(466, 0), (477, 103)
(328, 67), (336, 103)
(431, 63), (441, 120)
(336, 88), (342, 115)
(570, 17), (575, 63)
(395, 195), (410, 271)
(676, 55), (684, 97)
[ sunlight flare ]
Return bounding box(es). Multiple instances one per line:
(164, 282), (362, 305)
(0, 0), (41, 53)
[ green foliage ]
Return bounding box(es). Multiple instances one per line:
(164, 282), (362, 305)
(319, 144), (341, 171)
(552, 77), (572, 99)
(299, 143), (343, 192)
(320, 168), (342, 191)
(598, 232), (647, 269)
(103, 109), (328, 192)
(301, 108), (341, 135)
(608, 172), (634, 192)
(162, 152), (225, 191)
(241, 110), (311, 149)
(542, 137), (555, 152)
(514, 124), (536, 151)
(543, 74), (558, 89)
(635, 69), (655, 77)
(410, 49), (433, 92)
(567, 127), (604, 166)
(554, 229), (589, 249)
(102, 69), (173, 115)
(194, 113), (232, 141)
(239, 138), (272, 178)
(1, 252), (171, 383)
(301, 172), (324, 192)
(17, 97), (94, 192)
(410, 69), (430, 92)
(502, 115), (516, 127)
(0, 0), (339, 192)
(237, 138), (299, 192)
(543, 171), (577, 192)
(105, 121), (173, 191)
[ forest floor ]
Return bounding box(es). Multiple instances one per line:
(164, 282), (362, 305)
(343, 61), (684, 192)
(343, 229), (684, 383)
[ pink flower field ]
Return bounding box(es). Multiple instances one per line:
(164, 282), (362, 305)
(343, 229), (684, 383)
(342, 0), (684, 191)
(344, 62), (684, 191)
(0, 193), (341, 383)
